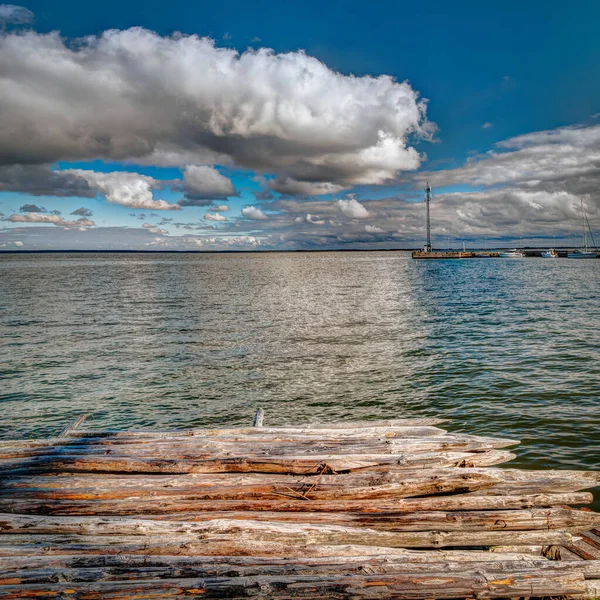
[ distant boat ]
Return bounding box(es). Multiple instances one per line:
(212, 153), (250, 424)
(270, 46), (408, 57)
(541, 248), (558, 258)
(498, 249), (525, 258)
(567, 249), (596, 259)
(568, 198), (597, 259)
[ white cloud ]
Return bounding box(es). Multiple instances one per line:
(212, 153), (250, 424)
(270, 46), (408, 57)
(13, 240), (23, 246)
(365, 224), (384, 233)
(180, 165), (236, 205)
(7, 212), (95, 228)
(0, 28), (431, 190)
(482, 122), (493, 129)
(204, 212), (227, 221)
(213, 204), (230, 212)
(65, 170), (180, 210)
(336, 197), (370, 219)
(241, 205), (267, 220)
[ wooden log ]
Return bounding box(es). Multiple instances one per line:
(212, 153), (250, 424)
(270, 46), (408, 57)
(0, 471), (500, 501)
(0, 516), (580, 549)
(253, 408), (264, 427)
(60, 417), (451, 438)
(3, 424), (451, 448)
(2, 558), (600, 585)
(59, 414), (90, 438)
(0, 448), (517, 473)
(0, 432), (517, 453)
(0, 492), (592, 517)
(0, 508), (600, 543)
(3, 467), (596, 498)
(132, 507), (600, 532)
(0, 549), (545, 570)
(3, 555), (600, 584)
(0, 570), (585, 599)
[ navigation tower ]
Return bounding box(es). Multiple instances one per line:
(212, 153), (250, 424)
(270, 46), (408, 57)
(424, 182), (432, 252)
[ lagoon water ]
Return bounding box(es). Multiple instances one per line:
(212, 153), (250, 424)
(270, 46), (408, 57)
(1, 252), (599, 490)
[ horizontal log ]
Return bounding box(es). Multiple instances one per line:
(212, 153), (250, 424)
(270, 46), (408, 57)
(10, 508), (600, 534)
(0, 471), (499, 501)
(0, 516), (579, 549)
(2, 558), (599, 585)
(0, 492), (592, 517)
(1, 424), (452, 450)
(0, 449), (517, 473)
(4, 467), (597, 500)
(0, 426), (451, 454)
(126, 507), (600, 532)
(0, 571), (585, 598)
(0, 530), (579, 556)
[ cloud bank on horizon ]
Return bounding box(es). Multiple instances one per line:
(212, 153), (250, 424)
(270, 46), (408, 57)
(0, 5), (599, 250)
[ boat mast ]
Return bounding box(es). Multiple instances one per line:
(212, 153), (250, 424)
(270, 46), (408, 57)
(581, 197), (588, 251)
(425, 182), (432, 252)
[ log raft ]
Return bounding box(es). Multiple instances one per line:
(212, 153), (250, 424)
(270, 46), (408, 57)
(0, 411), (599, 599)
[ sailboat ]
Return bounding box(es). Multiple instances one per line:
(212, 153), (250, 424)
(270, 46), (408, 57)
(568, 198), (597, 259)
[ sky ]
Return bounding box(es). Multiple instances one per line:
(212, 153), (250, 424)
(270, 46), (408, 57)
(1, 0), (599, 251)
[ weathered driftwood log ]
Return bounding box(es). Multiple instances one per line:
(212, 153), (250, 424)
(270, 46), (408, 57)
(3, 467), (597, 498)
(0, 492), (591, 517)
(59, 414), (90, 438)
(2, 555), (600, 585)
(0, 570), (586, 599)
(0, 431), (517, 455)
(0, 516), (580, 549)
(0, 449), (517, 474)
(0, 423), (452, 449)
(1, 508), (599, 533)
(252, 409), (265, 427)
(0, 471), (500, 501)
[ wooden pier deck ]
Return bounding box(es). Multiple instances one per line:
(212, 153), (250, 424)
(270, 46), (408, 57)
(1, 412), (600, 599)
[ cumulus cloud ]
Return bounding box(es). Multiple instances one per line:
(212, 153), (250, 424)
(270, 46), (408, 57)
(365, 224), (385, 233)
(204, 211), (227, 221)
(241, 205), (267, 220)
(178, 165), (236, 206)
(0, 27), (431, 191)
(71, 207), (94, 217)
(65, 170), (180, 210)
(419, 124), (600, 194)
(482, 122), (493, 129)
(0, 4), (33, 26)
(141, 222), (168, 234)
(6, 212), (95, 228)
(335, 197), (370, 219)
(212, 204), (230, 212)
(13, 240), (23, 246)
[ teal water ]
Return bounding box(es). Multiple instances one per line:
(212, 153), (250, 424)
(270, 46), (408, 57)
(1, 252), (599, 494)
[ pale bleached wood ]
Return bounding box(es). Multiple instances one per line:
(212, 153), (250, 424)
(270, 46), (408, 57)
(0, 492), (592, 517)
(0, 471), (500, 501)
(59, 414), (90, 438)
(0, 515), (579, 549)
(3, 555), (600, 582)
(0, 570), (585, 599)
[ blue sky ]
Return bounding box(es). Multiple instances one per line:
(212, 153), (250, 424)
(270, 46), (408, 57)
(1, 0), (600, 250)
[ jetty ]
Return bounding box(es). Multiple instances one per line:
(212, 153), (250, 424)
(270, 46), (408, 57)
(1, 412), (600, 598)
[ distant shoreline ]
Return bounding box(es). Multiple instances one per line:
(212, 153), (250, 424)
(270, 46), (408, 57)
(0, 247), (585, 254)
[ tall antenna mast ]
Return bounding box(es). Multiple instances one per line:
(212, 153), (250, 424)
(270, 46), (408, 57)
(425, 182), (432, 252)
